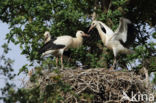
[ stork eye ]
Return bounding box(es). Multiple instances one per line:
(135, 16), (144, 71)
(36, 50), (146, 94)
(81, 32), (83, 34)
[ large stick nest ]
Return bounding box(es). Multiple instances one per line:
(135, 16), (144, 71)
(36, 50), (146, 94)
(25, 68), (153, 103)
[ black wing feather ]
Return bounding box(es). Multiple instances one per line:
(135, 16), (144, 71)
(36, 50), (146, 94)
(38, 38), (65, 55)
(100, 23), (106, 33)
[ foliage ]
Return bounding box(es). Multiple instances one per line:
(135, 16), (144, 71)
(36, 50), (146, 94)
(0, 0), (155, 69)
(0, 0), (155, 102)
(0, 43), (15, 102)
(0, 43), (14, 79)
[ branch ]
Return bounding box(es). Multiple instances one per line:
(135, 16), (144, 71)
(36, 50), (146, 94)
(101, 0), (112, 13)
(91, 0), (98, 21)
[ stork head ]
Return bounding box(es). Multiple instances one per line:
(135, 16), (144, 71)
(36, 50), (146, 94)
(88, 20), (99, 32)
(76, 30), (90, 37)
(43, 31), (51, 43)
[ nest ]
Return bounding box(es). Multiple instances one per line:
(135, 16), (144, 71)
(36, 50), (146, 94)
(26, 68), (153, 103)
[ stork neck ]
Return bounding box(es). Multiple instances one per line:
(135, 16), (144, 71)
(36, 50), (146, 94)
(99, 21), (114, 35)
(72, 36), (83, 48)
(96, 24), (106, 44)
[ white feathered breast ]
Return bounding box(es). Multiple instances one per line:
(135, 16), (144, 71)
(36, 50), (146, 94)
(53, 36), (73, 48)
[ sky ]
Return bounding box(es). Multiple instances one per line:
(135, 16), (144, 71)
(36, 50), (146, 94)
(0, 21), (28, 71)
(0, 21), (29, 99)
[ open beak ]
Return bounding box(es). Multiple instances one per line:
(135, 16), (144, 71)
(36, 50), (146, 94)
(88, 25), (94, 33)
(83, 33), (90, 37)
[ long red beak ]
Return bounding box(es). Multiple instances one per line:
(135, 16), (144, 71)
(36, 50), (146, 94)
(83, 33), (90, 37)
(88, 25), (94, 33)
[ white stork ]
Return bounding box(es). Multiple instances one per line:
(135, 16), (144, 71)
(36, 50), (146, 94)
(88, 17), (134, 70)
(44, 31), (51, 43)
(39, 31), (89, 69)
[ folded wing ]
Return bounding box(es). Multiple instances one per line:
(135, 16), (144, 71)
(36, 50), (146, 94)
(38, 38), (65, 55)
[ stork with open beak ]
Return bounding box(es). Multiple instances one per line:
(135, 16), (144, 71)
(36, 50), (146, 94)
(39, 30), (89, 69)
(88, 17), (134, 70)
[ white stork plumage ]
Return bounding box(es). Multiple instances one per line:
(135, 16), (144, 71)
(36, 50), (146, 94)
(88, 17), (134, 70)
(39, 30), (89, 69)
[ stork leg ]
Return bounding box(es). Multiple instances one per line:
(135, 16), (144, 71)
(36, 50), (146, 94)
(56, 57), (59, 67)
(110, 57), (117, 70)
(112, 57), (117, 69)
(110, 47), (118, 70)
(60, 55), (64, 69)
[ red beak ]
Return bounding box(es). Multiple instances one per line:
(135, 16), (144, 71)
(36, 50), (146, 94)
(88, 25), (94, 33)
(83, 33), (90, 37)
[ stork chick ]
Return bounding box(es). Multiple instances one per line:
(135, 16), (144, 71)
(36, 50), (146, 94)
(88, 17), (134, 70)
(39, 31), (89, 69)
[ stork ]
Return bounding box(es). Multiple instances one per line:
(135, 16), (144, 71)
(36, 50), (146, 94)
(44, 31), (51, 43)
(39, 31), (89, 69)
(88, 17), (135, 70)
